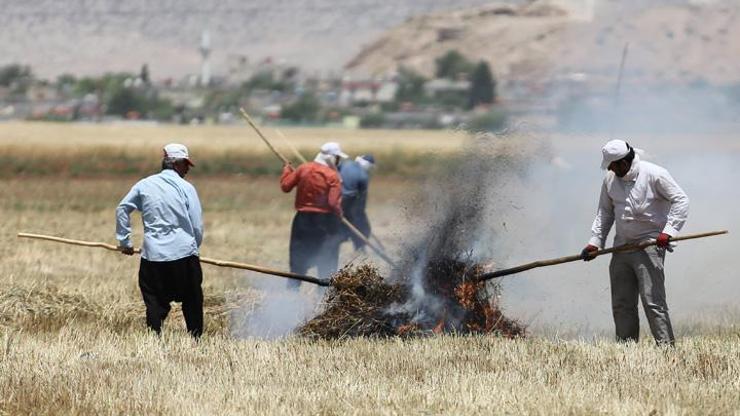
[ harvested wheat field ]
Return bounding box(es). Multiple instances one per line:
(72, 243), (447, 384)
(1, 123), (739, 415)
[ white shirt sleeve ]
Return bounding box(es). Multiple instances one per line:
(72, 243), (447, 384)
(187, 185), (204, 248)
(115, 184), (141, 248)
(655, 170), (689, 237)
(588, 180), (615, 248)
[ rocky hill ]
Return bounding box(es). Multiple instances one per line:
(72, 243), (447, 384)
(0, 0), (500, 79)
(345, 0), (740, 87)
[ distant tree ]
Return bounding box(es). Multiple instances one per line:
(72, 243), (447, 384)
(140, 64), (150, 84)
(0, 64), (33, 93)
(435, 50), (475, 80)
(245, 71), (287, 92)
(468, 61), (496, 109)
(56, 73), (76, 85)
(0, 64), (31, 86)
(394, 67), (427, 105)
(360, 112), (385, 128)
(205, 88), (245, 113)
(106, 86), (174, 120)
(107, 88), (143, 117)
(148, 96), (175, 120)
(281, 93), (320, 122)
(56, 73), (77, 93)
(74, 77), (100, 96)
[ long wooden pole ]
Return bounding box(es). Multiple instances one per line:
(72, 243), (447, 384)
(238, 107), (396, 267)
(479, 230), (728, 281)
(239, 108), (291, 165)
(17, 233), (331, 287)
(275, 128), (308, 163)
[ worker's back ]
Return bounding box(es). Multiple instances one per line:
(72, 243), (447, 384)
(339, 160), (369, 198)
(281, 162), (342, 215)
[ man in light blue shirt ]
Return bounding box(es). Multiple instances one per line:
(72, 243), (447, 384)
(116, 143), (204, 337)
(339, 154), (375, 250)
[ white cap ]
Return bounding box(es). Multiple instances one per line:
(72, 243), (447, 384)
(600, 139), (630, 169)
(320, 142), (348, 159)
(163, 143), (194, 166)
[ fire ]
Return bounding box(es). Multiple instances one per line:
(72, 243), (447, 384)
(298, 261), (525, 339)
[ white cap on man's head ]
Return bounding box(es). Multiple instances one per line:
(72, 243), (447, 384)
(320, 142), (348, 159)
(600, 139), (630, 169)
(163, 143), (194, 166)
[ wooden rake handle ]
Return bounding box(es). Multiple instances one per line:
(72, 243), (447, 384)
(17, 232), (331, 287)
(239, 108), (291, 166)
(479, 230), (729, 281)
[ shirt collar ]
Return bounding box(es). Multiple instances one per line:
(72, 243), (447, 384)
(313, 153), (337, 169)
(160, 168), (181, 178)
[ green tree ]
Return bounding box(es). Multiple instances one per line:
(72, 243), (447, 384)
(281, 93), (320, 122)
(0, 64), (33, 93)
(107, 88), (144, 117)
(56, 73), (77, 93)
(395, 67), (427, 105)
(359, 112), (385, 128)
(468, 61), (496, 109)
(73, 77), (100, 96)
(140, 64), (150, 84)
(244, 71), (287, 92)
(204, 89), (245, 113)
(435, 50), (474, 80)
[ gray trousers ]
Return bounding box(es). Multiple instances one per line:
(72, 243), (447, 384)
(609, 246), (675, 345)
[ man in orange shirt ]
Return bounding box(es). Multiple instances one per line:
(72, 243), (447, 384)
(280, 142), (346, 289)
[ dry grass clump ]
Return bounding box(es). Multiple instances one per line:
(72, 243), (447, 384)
(298, 262), (524, 339)
(298, 265), (406, 338)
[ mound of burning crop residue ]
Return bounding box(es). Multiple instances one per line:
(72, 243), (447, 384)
(297, 260), (524, 339)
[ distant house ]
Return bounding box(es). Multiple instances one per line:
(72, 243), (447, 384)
(424, 78), (470, 98)
(26, 84), (59, 103)
(339, 79), (398, 107)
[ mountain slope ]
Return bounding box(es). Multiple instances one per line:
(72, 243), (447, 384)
(346, 1), (740, 86)
(0, 0), (498, 79)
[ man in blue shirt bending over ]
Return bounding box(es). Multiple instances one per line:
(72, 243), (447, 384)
(339, 154), (375, 251)
(116, 143), (204, 338)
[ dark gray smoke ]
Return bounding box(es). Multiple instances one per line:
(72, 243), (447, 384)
(387, 134), (545, 328)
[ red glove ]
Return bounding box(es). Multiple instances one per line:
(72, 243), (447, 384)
(580, 244), (599, 261)
(656, 233), (671, 248)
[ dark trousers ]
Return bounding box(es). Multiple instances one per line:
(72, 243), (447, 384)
(289, 211), (341, 288)
(139, 255), (203, 338)
(341, 196), (371, 250)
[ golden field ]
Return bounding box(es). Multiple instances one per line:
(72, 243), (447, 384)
(1, 122), (738, 415)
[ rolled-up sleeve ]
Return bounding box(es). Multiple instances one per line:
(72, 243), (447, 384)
(280, 165), (300, 193)
(655, 170), (689, 237)
(588, 181), (615, 248)
(116, 185), (141, 248)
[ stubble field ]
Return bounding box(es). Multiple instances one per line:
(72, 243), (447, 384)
(1, 122), (738, 415)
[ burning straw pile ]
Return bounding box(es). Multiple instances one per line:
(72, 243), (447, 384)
(297, 260), (524, 339)
(300, 138), (531, 340)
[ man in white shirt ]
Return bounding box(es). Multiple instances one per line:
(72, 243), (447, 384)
(581, 140), (689, 345)
(116, 143), (204, 338)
